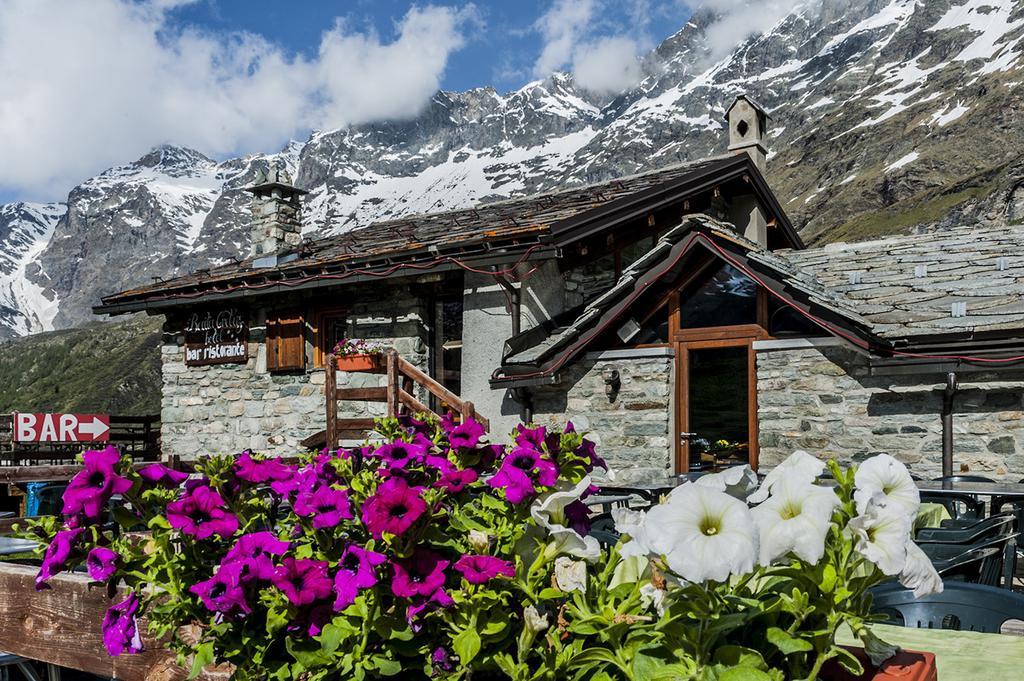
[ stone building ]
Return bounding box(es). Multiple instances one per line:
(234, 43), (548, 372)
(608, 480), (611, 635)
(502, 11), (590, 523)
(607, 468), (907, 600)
(96, 96), (1024, 481)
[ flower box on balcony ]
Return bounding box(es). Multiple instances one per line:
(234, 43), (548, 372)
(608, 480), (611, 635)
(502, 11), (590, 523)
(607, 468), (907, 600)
(823, 647), (938, 681)
(335, 353), (383, 372)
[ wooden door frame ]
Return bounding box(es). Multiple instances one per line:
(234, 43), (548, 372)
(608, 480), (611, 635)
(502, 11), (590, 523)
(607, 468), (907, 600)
(674, 336), (762, 474)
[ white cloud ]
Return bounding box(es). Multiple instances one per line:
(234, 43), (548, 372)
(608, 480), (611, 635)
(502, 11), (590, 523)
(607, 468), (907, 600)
(688, 0), (810, 62)
(533, 0), (596, 78)
(572, 36), (645, 95)
(0, 0), (475, 200)
(531, 0), (648, 95)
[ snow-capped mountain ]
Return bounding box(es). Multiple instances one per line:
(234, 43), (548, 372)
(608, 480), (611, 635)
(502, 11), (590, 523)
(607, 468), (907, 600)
(0, 202), (64, 336)
(3, 0), (1024, 337)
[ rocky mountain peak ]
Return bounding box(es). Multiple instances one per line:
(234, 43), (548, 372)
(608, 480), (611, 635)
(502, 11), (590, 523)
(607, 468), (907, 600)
(2, 0), (1024, 338)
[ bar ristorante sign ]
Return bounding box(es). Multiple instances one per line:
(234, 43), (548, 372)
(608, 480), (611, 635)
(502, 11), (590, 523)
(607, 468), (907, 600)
(184, 307), (249, 366)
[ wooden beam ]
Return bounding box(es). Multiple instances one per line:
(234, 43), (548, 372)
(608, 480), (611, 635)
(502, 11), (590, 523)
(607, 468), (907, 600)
(0, 563), (226, 680)
(334, 387), (387, 402)
(399, 390), (430, 416)
(325, 354), (337, 448)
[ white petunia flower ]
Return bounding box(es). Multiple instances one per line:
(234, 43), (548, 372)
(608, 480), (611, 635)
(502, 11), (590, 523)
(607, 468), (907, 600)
(532, 476), (601, 562)
(848, 494), (913, 575)
(554, 556), (588, 593)
(751, 478), (840, 565)
(531, 476), (591, 528)
(748, 450), (826, 504)
(854, 453), (920, 517)
(639, 583), (667, 616)
(523, 605), (549, 634)
(695, 464), (759, 500)
(612, 507), (652, 559)
(899, 541), (944, 598)
(646, 484), (758, 583)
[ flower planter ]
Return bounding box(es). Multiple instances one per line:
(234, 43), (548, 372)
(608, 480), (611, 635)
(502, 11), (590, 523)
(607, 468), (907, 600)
(822, 647), (937, 681)
(335, 354), (382, 372)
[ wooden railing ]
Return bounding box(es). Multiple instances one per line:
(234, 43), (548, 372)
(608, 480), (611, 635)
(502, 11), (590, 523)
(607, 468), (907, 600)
(324, 350), (489, 448)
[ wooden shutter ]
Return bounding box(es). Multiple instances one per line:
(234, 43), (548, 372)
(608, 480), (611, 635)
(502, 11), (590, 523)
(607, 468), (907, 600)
(266, 311), (306, 372)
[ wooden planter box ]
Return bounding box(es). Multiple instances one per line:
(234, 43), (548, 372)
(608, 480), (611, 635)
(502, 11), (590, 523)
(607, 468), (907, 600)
(335, 354), (383, 372)
(823, 647), (938, 681)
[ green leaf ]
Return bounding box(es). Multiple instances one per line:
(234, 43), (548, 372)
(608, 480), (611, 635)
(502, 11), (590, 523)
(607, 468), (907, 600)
(819, 564), (837, 593)
(714, 646), (768, 670)
(452, 626), (482, 664)
(187, 642), (214, 680)
(538, 588), (565, 600)
(718, 667), (773, 681)
(833, 646), (865, 676)
(766, 627), (814, 655)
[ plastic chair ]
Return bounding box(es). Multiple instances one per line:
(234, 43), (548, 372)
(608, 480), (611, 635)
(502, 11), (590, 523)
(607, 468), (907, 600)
(920, 491), (985, 520)
(915, 512), (1016, 544)
(929, 475), (995, 518)
(932, 546), (1000, 583)
(870, 581), (1024, 633)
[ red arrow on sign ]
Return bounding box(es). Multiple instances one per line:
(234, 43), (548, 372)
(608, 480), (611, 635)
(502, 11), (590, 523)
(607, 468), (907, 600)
(13, 413), (111, 443)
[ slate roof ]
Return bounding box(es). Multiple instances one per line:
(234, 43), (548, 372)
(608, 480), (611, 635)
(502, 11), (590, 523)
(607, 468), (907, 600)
(493, 219), (1024, 385)
(97, 154), (765, 312)
(779, 224), (1024, 339)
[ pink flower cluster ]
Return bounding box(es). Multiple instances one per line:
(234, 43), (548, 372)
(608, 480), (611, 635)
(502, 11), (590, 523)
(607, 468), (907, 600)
(34, 413), (605, 664)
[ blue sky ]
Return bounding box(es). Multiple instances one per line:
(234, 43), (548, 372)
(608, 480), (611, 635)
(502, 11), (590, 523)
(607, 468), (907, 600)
(0, 0), (713, 203)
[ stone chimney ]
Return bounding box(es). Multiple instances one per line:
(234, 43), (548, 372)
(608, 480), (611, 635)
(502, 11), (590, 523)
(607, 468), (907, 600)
(244, 166), (308, 267)
(724, 95), (769, 172)
(724, 95), (769, 247)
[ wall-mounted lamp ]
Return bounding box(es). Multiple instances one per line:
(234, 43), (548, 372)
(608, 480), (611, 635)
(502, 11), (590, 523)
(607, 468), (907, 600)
(602, 367), (621, 400)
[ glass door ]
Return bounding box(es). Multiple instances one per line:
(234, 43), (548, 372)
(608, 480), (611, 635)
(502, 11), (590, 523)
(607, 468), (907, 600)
(676, 340), (757, 473)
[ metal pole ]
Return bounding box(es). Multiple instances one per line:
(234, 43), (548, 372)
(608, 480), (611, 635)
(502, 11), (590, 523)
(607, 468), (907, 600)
(942, 372), (958, 478)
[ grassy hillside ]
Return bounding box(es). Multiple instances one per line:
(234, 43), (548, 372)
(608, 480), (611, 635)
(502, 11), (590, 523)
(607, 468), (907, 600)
(0, 315), (162, 415)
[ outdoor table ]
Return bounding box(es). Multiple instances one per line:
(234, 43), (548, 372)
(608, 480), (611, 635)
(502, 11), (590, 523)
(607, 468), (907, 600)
(0, 537), (37, 557)
(915, 480), (1024, 499)
(584, 494), (633, 513)
(836, 623), (1024, 678)
(915, 503), (952, 530)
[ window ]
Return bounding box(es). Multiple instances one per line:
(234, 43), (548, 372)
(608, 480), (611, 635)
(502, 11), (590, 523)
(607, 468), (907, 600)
(432, 295), (464, 398)
(266, 311), (306, 372)
(679, 263), (757, 329)
(312, 308), (348, 367)
(767, 298), (821, 337)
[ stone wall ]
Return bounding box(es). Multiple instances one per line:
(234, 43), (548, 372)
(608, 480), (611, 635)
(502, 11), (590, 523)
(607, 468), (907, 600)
(756, 338), (1024, 478)
(531, 348), (675, 483)
(160, 286), (429, 459)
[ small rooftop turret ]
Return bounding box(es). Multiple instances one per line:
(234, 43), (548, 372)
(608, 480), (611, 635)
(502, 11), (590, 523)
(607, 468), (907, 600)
(244, 165), (308, 267)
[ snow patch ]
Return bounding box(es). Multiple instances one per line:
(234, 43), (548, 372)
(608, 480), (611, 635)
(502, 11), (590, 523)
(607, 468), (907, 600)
(885, 151), (920, 172)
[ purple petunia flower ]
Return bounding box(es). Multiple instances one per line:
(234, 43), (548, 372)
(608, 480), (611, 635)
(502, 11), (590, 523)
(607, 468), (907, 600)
(391, 548), (449, 599)
(406, 587), (454, 626)
(35, 527), (85, 590)
(432, 647), (456, 674)
(137, 462), (189, 487)
(295, 602), (332, 637)
(190, 562), (251, 615)
(372, 441), (428, 470)
(361, 478), (428, 539)
(488, 446), (559, 504)
(446, 418), (485, 451)
(293, 486), (352, 529)
(453, 555), (515, 585)
(234, 452), (295, 485)
(62, 446), (132, 523)
(333, 544), (387, 612)
(223, 532), (290, 581)
(86, 546), (119, 582)
(514, 425), (548, 450)
(166, 485), (239, 540)
(271, 557), (333, 606)
(435, 467), (478, 494)
(565, 500), (592, 536)
(102, 592), (144, 656)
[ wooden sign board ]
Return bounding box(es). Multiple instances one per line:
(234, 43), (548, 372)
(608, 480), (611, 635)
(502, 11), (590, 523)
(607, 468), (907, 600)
(184, 307), (248, 367)
(13, 412), (110, 442)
